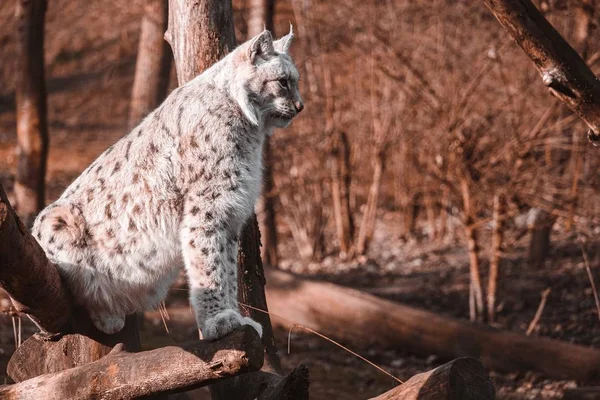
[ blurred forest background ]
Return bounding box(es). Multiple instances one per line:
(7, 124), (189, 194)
(1, 0), (600, 399)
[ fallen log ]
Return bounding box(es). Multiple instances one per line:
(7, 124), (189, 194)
(370, 357), (495, 400)
(265, 268), (600, 382)
(0, 326), (262, 399)
(0, 184), (72, 333)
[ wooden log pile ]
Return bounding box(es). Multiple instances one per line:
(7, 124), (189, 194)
(0, 327), (263, 399)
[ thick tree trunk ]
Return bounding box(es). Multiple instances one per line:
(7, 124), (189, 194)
(164, 0), (236, 86)
(14, 0), (49, 226)
(481, 0), (600, 145)
(369, 357), (495, 400)
(0, 327), (263, 400)
(265, 268), (600, 382)
(128, 0), (172, 129)
(0, 185), (71, 334)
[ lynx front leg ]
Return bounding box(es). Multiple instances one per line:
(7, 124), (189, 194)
(181, 205), (262, 340)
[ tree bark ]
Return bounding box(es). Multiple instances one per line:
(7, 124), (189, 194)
(248, 0), (275, 34)
(14, 0), (49, 226)
(236, 217), (282, 374)
(0, 184), (72, 334)
(481, 0), (600, 145)
(369, 357), (495, 400)
(0, 326), (263, 400)
(257, 139), (279, 267)
(330, 131), (354, 257)
(487, 193), (504, 323)
(424, 192), (437, 240)
(356, 148), (384, 255)
(164, 0), (236, 86)
(128, 0), (172, 130)
(527, 208), (553, 265)
(265, 268), (600, 382)
(460, 178), (485, 322)
(7, 312), (141, 382)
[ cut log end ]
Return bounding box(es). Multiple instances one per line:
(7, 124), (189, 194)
(371, 357), (495, 400)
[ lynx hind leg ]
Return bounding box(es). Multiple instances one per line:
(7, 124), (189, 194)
(32, 201), (89, 261)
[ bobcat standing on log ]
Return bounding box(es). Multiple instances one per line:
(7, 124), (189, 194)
(31, 29), (303, 339)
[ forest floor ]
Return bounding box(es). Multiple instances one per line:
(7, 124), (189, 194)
(1, 218), (598, 399)
(2, 0), (600, 398)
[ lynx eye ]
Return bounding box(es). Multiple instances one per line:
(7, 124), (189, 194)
(277, 78), (288, 90)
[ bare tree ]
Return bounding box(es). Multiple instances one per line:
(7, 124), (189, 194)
(487, 193), (505, 322)
(128, 0), (172, 129)
(355, 78), (394, 256)
(14, 0), (49, 227)
(324, 64), (355, 257)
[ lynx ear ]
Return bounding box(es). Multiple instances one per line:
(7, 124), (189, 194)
(273, 25), (294, 54)
(248, 30), (275, 63)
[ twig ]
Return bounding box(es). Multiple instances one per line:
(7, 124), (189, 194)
(158, 301), (170, 334)
(239, 301), (404, 384)
(579, 241), (600, 323)
(526, 288), (551, 336)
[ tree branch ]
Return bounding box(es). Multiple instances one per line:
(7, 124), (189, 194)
(482, 0), (600, 145)
(0, 326), (263, 400)
(0, 184), (72, 333)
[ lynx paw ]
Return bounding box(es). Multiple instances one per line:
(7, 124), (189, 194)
(90, 311), (126, 334)
(201, 309), (263, 340)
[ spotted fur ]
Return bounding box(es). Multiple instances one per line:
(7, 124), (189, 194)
(31, 29), (303, 339)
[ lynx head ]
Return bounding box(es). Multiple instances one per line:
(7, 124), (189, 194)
(232, 27), (303, 130)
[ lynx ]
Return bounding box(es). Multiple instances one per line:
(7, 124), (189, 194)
(31, 28), (303, 340)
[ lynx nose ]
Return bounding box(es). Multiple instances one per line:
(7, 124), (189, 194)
(294, 100), (304, 113)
